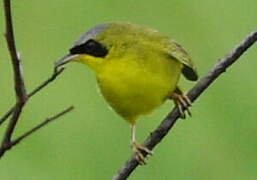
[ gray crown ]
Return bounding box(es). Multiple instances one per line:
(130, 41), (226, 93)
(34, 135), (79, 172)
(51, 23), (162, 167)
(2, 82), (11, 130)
(73, 23), (109, 46)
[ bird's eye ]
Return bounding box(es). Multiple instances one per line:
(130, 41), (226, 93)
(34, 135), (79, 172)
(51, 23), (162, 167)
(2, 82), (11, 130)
(86, 40), (97, 49)
(69, 39), (108, 58)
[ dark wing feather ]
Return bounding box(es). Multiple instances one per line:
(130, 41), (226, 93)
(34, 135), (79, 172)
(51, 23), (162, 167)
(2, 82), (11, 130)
(168, 40), (198, 81)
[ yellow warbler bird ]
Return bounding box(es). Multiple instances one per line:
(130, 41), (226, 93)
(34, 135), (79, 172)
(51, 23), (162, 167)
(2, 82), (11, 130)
(55, 22), (198, 164)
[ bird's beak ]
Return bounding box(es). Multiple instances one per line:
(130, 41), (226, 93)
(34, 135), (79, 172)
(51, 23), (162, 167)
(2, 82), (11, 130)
(54, 54), (80, 68)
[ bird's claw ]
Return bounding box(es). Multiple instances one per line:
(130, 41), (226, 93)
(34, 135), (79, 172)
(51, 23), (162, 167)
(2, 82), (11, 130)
(132, 141), (153, 165)
(170, 92), (192, 119)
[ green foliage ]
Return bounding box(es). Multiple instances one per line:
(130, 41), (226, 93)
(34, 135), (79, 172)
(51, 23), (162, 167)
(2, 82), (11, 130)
(0, 0), (256, 179)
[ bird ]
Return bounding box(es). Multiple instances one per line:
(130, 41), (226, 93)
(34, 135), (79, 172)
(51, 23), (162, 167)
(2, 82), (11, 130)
(55, 22), (198, 164)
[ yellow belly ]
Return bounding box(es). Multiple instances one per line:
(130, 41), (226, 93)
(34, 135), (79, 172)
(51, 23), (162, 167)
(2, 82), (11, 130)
(97, 56), (182, 124)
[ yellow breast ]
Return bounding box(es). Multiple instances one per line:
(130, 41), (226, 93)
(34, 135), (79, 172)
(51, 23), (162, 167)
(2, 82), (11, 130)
(97, 53), (182, 124)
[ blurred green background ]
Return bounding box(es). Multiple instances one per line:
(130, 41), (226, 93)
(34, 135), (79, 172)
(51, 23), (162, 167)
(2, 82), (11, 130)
(0, 0), (256, 179)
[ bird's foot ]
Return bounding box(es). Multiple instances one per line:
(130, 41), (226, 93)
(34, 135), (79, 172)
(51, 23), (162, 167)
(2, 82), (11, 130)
(132, 141), (153, 165)
(170, 92), (192, 118)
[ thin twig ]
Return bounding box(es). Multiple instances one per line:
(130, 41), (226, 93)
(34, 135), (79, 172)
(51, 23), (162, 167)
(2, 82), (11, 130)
(0, 108), (14, 126)
(113, 30), (257, 180)
(0, 68), (65, 126)
(0, 106), (74, 157)
(28, 68), (65, 98)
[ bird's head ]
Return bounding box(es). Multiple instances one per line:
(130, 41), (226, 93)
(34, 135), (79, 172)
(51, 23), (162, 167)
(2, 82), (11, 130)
(55, 23), (114, 72)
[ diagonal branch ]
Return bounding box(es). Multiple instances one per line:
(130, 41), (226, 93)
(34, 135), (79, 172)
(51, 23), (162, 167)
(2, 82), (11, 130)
(0, 106), (74, 157)
(0, 68), (65, 126)
(113, 30), (257, 180)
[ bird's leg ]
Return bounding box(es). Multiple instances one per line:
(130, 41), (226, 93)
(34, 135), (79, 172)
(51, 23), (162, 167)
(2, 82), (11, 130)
(131, 124), (153, 165)
(169, 87), (192, 118)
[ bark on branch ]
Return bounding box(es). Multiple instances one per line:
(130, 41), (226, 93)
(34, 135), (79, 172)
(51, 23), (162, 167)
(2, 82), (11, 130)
(113, 30), (257, 180)
(2, 0), (27, 147)
(3, 0), (27, 102)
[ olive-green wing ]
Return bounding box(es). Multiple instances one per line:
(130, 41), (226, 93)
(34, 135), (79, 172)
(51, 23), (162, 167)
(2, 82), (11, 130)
(168, 40), (198, 81)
